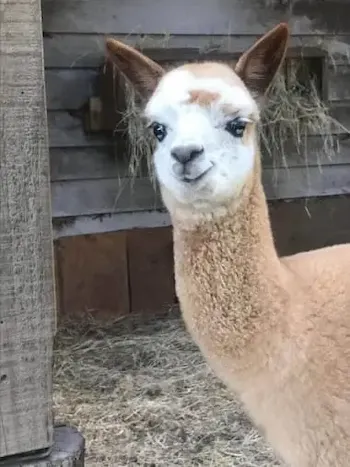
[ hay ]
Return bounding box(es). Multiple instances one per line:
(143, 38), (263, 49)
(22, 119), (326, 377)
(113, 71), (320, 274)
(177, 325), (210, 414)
(119, 79), (156, 182)
(117, 60), (185, 182)
(259, 59), (347, 172)
(53, 312), (279, 466)
(112, 55), (347, 182)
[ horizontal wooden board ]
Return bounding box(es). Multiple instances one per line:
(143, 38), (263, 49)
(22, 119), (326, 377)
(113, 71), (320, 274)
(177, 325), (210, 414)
(262, 136), (350, 168)
(47, 105), (350, 149)
(44, 65), (350, 111)
(43, 34), (344, 69)
(53, 193), (350, 240)
(42, 0), (350, 35)
(49, 136), (350, 183)
(45, 59), (336, 111)
(292, 0), (350, 36)
(48, 111), (109, 147)
(41, 0), (290, 35)
(269, 195), (350, 256)
(263, 164), (350, 199)
(51, 177), (162, 217)
(43, 34), (262, 69)
(327, 37), (350, 66)
(50, 147), (148, 181)
(53, 210), (171, 238)
(51, 165), (350, 219)
(46, 69), (98, 110)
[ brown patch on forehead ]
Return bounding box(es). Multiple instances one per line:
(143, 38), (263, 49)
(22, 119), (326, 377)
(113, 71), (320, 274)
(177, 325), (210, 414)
(181, 61), (246, 89)
(188, 89), (220, 107)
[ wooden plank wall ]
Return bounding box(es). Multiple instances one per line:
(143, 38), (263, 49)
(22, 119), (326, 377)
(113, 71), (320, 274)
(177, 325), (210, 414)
(55, 195), (350, 318)
(42, 0), (350, 237)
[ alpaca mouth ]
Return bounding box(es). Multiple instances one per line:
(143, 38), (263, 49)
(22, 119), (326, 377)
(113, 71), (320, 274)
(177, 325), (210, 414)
(182, 166), (213, 184)
(175, 163), (214, 184)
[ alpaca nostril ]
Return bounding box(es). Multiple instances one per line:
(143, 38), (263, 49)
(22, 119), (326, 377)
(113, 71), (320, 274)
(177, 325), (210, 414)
(171, 145), (204, 164)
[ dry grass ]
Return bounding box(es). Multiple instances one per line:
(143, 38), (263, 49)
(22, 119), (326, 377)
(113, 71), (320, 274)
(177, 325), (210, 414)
(53, 312), (279, 466)
(259, 60), (347, 171)
(112, 55), (348, 183)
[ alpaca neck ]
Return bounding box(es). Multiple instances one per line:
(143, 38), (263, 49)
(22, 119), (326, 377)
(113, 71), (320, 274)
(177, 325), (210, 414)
(171, 164), (290, 361)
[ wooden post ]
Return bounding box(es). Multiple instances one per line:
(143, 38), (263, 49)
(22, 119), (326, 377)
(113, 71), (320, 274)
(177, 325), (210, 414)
(0, 426), (85, 467)
(0, 0), (84, 464)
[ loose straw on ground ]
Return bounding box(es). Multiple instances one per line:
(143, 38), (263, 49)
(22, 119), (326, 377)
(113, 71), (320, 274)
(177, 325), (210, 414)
(54, 312), (279, 466)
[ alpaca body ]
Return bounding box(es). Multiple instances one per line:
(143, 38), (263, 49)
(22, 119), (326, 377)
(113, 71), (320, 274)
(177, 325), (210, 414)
(173, 172), (350, 466)
(106, 23), (350, 466)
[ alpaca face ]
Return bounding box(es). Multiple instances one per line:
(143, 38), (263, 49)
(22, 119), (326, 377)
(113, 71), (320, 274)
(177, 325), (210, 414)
(145, 63), (259, 211)
(105, 23), (289, 215)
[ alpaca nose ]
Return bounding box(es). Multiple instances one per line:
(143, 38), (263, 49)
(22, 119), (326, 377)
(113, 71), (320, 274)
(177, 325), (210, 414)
(171, 144), (204, 164)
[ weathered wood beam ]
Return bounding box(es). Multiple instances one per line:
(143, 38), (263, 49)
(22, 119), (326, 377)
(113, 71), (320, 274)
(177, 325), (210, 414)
(0, 0), (74, 460)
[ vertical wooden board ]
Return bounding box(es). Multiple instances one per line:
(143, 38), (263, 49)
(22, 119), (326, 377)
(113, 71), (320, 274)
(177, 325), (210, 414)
(57, 232), (129, 319)
(53, 239), (63, 326)
(0, 0), (56, 458)
(127, 227), (176, 313)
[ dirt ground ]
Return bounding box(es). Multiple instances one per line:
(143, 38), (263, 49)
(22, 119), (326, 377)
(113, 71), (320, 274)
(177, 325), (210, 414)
(53, 311), (280, 466)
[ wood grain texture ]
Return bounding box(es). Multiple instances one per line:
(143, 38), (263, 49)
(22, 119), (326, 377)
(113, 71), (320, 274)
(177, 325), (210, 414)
(53, 211), (171, 238)
(269, 195), (350, 256)
(48, 111), (108, 147)
(49, 136), (350, 184)
(263, 164), (350, 199)
(41, 0), (290, 35)
(127, 227), (175, 313)
(41, 0), (350, 35)
(44, 61), (350, 111)
(56, 232), (129, 318)
(41, 0), (350, 233)
(55, 197), (350, 319)
(46, 69), (98, 110)
(50, 147), (142, 181)
(50, 164), (350, 220)
(43, 34), (345, 69)
(51, 177), (162, 217)
(328, 65), (350, 102)
(0, 0), (55, 458)
(47, 106), (350, 149)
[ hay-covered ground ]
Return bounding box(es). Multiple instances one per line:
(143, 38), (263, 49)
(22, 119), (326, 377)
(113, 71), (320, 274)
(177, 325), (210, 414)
(53, 311), (280, 466)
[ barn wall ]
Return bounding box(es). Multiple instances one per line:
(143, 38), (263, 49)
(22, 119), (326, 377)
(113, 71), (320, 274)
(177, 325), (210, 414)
(55, 195), (350, 319)
(42, 0), (350, 238)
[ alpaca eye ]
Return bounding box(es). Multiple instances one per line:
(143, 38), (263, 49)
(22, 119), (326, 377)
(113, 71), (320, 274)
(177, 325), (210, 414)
(225, 118), (247, 138)
(152, 122), (167, 142)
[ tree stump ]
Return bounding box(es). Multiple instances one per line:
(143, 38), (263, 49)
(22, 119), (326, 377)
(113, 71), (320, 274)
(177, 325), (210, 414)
(0, 426), (85, 467)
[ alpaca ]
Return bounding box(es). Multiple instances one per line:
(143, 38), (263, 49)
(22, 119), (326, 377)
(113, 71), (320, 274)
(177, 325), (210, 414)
(105, 24), (350, 466)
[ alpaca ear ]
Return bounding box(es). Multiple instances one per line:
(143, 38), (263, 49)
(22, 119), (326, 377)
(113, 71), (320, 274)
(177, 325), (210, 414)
(235, 23), (289, 97)
(105, 38), (165, 99)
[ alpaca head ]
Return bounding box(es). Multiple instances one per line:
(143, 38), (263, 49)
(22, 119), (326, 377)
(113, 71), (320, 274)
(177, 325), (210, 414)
(106, 24), (289, 218)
